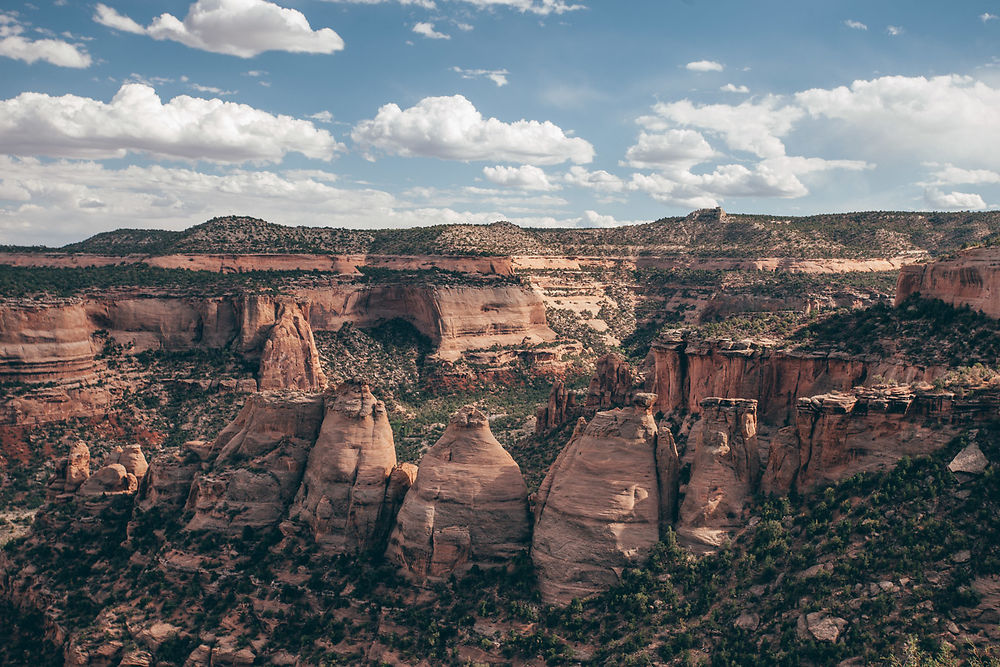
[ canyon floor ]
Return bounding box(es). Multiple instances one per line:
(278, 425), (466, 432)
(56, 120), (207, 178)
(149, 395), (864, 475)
(1, 210), (999, 666)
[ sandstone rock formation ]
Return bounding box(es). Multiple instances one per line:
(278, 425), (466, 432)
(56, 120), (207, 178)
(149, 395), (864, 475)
(645, 332), (936, 423)
(257, 302), (327, 392)
(386, 406), (530, 580)
(105, 445), (149, 479)
(185, 392), (324, 533)
(762, 386), (965, 495)
(532, 393), (673, 604)
(45, 441), (91, 500)
(584, 353), (635, 412)
(534, 380), (579, 434)
(949, 443), (989, 474)
(78, 463), (138, 497)
(135, 441), (206, 512)
(896, 247), (1000, 319)
(677, 398), (759, 550)
(291, 381), (397, 553)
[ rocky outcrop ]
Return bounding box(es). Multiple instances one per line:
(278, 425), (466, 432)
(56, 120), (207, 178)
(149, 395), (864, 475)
(677, 399), (759, 550)
(291, 381), (397, 553)
(78, 463), (139, 497)
(761, 385), (987, 495)
(135, 442), (205, 512)
(185, 392), (325, 533)
(646, 332), (937, 424)
(0, 301), (99, 384)
(584, 353), (635, 412)
(45, 441), (91, 500)
(258, 302), (327, 392)
(534, 381), (580, 435)
(105, 445), (149, 479)
(386, 406), (530, 580)
(896, 248), (1000, 319)
(531, 394), (673, 605)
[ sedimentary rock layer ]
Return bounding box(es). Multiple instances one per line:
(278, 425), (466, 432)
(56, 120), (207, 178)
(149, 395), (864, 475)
(896, 248), (1000, 319)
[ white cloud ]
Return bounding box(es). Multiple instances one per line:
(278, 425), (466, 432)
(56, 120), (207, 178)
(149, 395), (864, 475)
(0, 13), (91, 67)
(0, 84), (343, 163)
(482, 164), (557, 190)
(925, 164), (1000, 186)
(720, 83), (749, 93)
(563, 166), (624, 192)
(452, 66), (509, 87)
(190, 83), (236, 95)
(413, 21), (449, 39)
(93, 0), (344, 58)
(924, 188), (986, 209)
(352, 94), (594, 165)
(886, 25), (903, 36)
(844, 19), (867, 30)
(309, 110), (334, 123)
(580, 210), (642, 227)
(623, 130), (716, 170)
(685, 60), (723, 72)
(324, 0), (583, 15)
(982, 12), (998, 22)
(796, 75), (1000, 168)
(641, 96), (803, 158)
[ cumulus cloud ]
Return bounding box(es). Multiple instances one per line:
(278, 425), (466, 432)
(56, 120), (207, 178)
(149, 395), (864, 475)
(562, 166), (625, 192)
(413, 21), (449, 39)
(0, 84), (343, 163)
(924, 188), (986, 209)
(0, 13), (91, 67)
(925, 164), (1000, 186)
(308, 110), (334, 123)
(452, 66), (509, 87)
(93, 0), (344, 58)
(640, 96), (803, 159)
(844, 19), (867, 30)
(796, 75), (1000, 168)
(685, 60), (723, 72)
(623, 130), (716, 170)
(324, 0), (583, 15)
(482, 164), (557, 190)
(886, 25), (903, 35)
(720, 83), (749, 93)
(352, 94), (594, 165)
(982, 12), (998, 22)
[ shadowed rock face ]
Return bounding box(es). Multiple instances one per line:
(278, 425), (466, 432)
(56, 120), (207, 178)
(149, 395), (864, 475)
(291, 381), (398, 554)
(677, 398), (759, 551)
(386, 406), (530, 581)
(45, 441), (91, 500)
(185, 392), (325, 533)
(895, 247), (1000, 319)
(532, 393), (670, 605)
(585, 353), (635, 412)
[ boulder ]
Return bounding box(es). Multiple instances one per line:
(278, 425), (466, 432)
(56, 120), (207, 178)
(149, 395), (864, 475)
(532, 393), (673, 604)
(949, 443), (989, 474)
(106, 444), (149, 479)
(78, 463), (138, 496)
(677, 398), (759, 550)
(797, 611), (848, 643)
(386, 406), (530, 580)
(291, 381), (398, 553)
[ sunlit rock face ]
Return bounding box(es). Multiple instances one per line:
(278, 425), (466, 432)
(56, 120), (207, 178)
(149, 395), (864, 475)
(386, 406), (530, 581)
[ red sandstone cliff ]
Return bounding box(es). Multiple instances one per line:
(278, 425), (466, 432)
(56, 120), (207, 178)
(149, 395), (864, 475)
(896, 247), (1000, 319)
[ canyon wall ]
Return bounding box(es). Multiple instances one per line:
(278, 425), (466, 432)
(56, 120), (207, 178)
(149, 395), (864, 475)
(645, 333), (939, 425)
(896, 247), (1000, 319)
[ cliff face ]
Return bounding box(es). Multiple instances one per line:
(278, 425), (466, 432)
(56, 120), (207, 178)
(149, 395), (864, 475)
(646, 333), (937, 424)
(531, 394), (671, 605)
(291, 382), (398, 553)
(257, 301), (327, 392)
(386, 406), (531, 580)
(677, 399), (759, 550)
(761, 385), (987, 495)
(0, 301), (100, 384)
(896, 248), (1000, 318)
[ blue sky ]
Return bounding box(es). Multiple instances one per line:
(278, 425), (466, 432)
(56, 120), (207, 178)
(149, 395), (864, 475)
(1, 0), (999, 245)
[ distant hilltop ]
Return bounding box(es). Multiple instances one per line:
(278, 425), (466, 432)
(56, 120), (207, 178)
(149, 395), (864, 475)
(4, 209), (1000, 260)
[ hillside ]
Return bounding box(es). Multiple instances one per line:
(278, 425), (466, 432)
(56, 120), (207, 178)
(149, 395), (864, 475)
(17, 208), (1000, 259)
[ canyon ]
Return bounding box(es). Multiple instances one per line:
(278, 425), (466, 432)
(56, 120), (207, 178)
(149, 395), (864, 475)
(2, 214), (1000, 665)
